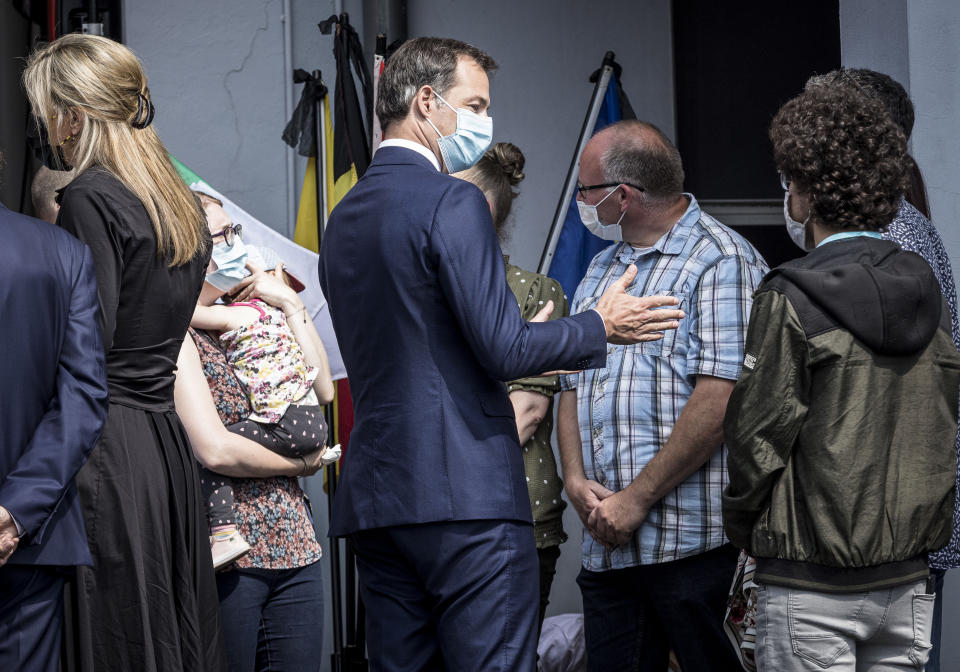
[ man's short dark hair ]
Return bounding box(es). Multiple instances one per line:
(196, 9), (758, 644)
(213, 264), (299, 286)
(806, 68), (915, 138)
(600, 120), (684, 201)
(376, 37), (497, 131)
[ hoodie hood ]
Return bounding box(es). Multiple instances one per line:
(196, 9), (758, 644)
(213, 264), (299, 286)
(769, 237), (942, 355)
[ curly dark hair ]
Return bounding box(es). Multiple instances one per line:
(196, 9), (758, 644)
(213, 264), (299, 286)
(805, 68), (914, 137)
(770, 85), (908, 232)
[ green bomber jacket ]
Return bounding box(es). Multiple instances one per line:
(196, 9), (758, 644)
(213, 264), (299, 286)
(722, 236), (960, 592)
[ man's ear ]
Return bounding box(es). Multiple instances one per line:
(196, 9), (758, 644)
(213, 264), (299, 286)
(414, 86), (435, 119)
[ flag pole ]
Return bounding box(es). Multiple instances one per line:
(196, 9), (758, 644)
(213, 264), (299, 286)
(537, 51), (616, 275)
(313, 69), (330, 242)
(308, 64), (342, 669)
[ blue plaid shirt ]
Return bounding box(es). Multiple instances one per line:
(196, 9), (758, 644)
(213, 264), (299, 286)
(562, 195), (768, 570)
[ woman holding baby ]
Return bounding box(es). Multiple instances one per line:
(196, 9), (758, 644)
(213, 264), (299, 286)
(174, 193), (335, 672)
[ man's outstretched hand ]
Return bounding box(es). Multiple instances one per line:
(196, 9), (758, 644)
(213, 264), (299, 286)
(594, 265), (684, 344)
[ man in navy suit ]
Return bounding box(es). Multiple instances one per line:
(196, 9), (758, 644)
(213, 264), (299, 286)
(0, 180), (109, 672)
(319, 38), (684, 671)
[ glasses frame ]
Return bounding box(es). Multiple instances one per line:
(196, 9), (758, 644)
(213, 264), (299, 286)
(212, 223), (242, 247)
(576, 181), (645, 196)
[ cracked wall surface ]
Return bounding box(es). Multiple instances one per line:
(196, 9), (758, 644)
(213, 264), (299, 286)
(126, 0), (356, 235)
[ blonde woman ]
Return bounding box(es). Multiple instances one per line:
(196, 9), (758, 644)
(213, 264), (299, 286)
(23, 34), (226, 671)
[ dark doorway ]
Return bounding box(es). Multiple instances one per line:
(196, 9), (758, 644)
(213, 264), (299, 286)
(672, 0), (841, 268)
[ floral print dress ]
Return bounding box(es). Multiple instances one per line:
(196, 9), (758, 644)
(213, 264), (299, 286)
(219, 300), (319, 424)
(190, 328), (322, 569)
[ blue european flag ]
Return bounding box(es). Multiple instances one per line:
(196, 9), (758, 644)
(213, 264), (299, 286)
(548, 76), (630, 301)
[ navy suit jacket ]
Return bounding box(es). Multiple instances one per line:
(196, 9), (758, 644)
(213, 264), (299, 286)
(319, 147), (606, 536)
(0, 202), (108, 566)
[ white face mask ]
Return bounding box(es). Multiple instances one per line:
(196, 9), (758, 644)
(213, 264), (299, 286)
(783, 192), (812, 251)
(577, 186), (625, 241)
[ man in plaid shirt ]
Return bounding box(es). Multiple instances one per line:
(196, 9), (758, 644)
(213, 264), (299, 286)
(558, 120), (767, 671)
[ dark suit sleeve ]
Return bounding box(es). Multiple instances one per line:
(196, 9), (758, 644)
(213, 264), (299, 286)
(429, 181), (605, 381)
(57, 186), (123, 352)
(722, 289), (809, 551)
(0, 245), (109, 542)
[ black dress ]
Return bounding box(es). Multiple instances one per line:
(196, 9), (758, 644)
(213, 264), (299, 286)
(57, 167), (226, 672)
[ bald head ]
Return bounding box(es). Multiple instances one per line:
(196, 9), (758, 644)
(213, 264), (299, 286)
(31, 166), (75, 224)
(590, 120), (684, 202)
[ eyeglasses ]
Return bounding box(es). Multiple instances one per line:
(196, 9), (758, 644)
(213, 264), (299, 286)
(576, 181), (645, 196)
(779, 172), (791, 191)
(212, 223), (242, 247)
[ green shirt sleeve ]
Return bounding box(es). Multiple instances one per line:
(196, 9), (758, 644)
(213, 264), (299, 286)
(505, 266), (570, 396)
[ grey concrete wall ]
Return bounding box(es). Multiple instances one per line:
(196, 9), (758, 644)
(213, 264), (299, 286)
(906, 3), (960, 669)
(408, 0), (676, 275)
(126, 0), (363, 237)
(908, 2), (960, 288)
(127, 0), (290, 230)
(839, 0), (910, 89)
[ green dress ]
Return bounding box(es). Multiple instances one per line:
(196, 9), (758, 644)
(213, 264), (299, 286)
(504, 257), (568, 549)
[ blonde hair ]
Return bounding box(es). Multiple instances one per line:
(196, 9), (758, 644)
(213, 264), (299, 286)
(23, 34), (207, 266)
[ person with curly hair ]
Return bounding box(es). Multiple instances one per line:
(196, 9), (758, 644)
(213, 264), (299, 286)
(806, 67), (960, 672)
(722, 84), (960, 670)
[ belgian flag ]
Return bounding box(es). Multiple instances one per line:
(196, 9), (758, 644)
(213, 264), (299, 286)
(325, 14), (373, 457)
(329, 13), (372, 205)
(287, 13), (374, 458)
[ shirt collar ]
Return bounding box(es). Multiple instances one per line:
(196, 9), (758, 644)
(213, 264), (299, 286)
(617, 193), (700, 264)
(376, 139), (441, 172)
(817, 230), (883, 247)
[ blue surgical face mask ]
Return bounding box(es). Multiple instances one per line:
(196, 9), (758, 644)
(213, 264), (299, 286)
(206, 237), (250, 292)
(424, 91), (493, 173)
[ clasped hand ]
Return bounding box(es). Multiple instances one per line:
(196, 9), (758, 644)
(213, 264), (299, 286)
(568, 479), (649, 548)
(595, 265), (685, 345)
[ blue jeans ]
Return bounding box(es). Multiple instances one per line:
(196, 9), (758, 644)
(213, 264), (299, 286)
(577, 543), (741, 672)
(756, 580), (934, 671)
(216, 560), (324, 672)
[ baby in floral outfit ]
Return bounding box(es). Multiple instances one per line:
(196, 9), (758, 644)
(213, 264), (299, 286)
(193, 288), (339, 568)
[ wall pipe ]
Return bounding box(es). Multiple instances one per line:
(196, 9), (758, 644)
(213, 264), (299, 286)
(282, 0), (296, 238)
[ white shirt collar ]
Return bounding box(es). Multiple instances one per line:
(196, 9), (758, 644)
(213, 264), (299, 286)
(376, 138), (442, 172)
